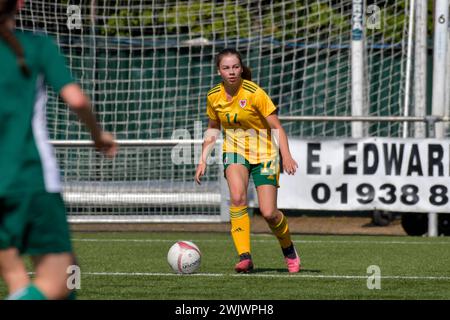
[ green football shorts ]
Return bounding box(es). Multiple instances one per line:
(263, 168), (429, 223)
(223, 152), (280, 187)
(0, 191), (72, 255)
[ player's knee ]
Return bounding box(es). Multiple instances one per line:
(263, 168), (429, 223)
(0, 250), (27, 280)
(49, 286), (71, 300)
(260, 207), (278, 224)
(230, 193), (247, 207)
(36, 278), (71, 300)
(51, 281), (71, 300)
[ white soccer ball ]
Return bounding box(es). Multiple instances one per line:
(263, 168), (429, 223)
(167, 241), (201, 274)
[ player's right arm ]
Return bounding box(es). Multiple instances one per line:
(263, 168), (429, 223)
(194, 118), (221, 185)
(59, 84), (117, 158)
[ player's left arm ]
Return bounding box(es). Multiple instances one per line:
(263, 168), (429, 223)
(266, 113), (298, 175)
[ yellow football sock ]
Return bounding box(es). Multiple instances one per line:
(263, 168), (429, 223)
(269, 212), (292, 249)
(230, 206), (251, 256)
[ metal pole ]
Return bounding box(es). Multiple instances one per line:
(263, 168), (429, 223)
(446, 8), (450, 133)
(414, 0), (428, 138)
(278, 115), (427, 122)
(50, 139), (205, 147)
(49, 116), (450, 148)
(432, 0), (449, 137)
(427, 0), (449, 236)
(426, 116), (439, 237)
(90, 0), (97, 106)
(351, 0), (366, 138)
(403, 0), (415, 137)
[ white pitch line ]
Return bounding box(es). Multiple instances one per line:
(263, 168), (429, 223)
(78, 271), (450, 281)
(72, 238), (450, 245)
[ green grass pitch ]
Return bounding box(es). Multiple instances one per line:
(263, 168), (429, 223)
(1, 232), (450, 299)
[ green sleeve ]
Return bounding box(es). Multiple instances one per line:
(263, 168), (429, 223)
(40, 36), (75, 93)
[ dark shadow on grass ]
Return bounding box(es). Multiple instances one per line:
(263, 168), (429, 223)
(362, 222), (379, 228)
(297, 269), (321, 273)
(251, 268), (287, 273)
(251, 268), (321, 274)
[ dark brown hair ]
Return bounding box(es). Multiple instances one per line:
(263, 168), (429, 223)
(215, 48), (251, 81)
(0, 0), (30, 77)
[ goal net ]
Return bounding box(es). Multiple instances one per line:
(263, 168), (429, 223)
(16, 0), (415, 222)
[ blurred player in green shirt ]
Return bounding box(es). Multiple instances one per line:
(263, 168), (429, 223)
(0, 0), (117, 299)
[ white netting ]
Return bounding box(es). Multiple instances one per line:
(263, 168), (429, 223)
(16, 0), (414, 221)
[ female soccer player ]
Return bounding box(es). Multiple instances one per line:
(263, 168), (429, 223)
(0, 0), (117, 299)
(195, 48), (301, 273)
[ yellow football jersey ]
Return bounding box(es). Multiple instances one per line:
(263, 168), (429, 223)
(206, 80), (278, 164)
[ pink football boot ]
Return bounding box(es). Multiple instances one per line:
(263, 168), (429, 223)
(234, 258), (254, 273)
(285, 248), (301, 273)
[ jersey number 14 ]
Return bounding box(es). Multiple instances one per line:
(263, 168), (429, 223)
(226, 113), (241, 126)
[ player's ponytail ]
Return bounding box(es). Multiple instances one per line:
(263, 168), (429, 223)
(241, 65), (252, 81)
(0, 0), (31, 78)
(216, 48), (252, 81)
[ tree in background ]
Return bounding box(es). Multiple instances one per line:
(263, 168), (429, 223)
(21, 1), (435, 44)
